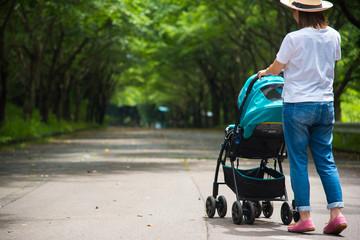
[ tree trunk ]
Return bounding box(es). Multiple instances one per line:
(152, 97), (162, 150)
(40, 26), (63, 123)
(39, 90), (49, 123)
(192, 101), (201, 128)
(0, 28), (8, 127)
(86, 96), (96, 122)
(74, 84), (84, 122)
(21, 17), (53, 119)
(211, 91), (221, 127)
(0, 0), (17, 127)
(63, 73), (72, 121)
(22, 55), (38, 119)
(197, 58), (221, 127)
(335, 0), (360, 30)
(334, 98), (341, 122)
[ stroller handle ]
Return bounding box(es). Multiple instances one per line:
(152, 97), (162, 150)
(235, 75), (260, 132)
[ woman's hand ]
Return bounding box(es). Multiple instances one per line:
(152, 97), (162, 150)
(258, 69), (270, 80)
(258, 58), (285, 80)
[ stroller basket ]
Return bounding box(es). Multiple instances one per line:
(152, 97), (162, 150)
(223, 165), (285, 199)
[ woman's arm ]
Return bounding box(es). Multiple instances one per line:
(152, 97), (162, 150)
(257, 58), (285, 80)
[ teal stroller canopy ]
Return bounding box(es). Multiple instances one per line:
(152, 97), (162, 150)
(237, 74), (284, 138)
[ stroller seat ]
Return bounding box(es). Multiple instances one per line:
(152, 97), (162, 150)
(226, 122), (284, 159)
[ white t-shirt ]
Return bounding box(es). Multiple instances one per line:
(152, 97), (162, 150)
(276, 27), (341, 103)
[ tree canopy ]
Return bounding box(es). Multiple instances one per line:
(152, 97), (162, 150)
(0, 0), (359, 129)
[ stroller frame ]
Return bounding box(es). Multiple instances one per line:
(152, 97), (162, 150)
(206, 75), (298, 225)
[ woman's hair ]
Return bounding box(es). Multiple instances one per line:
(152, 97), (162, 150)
(298, 11), (328, 29)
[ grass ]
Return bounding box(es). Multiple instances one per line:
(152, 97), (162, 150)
(0, 104), (100, 147)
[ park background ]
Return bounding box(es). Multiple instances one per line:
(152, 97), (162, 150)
(0, 0), (359, 152)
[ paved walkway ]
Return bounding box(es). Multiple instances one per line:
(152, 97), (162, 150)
(0, 128), (359, 239)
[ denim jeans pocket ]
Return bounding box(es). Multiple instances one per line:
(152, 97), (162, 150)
(293, 103), (316, 125)
(327, 102), (335, 124)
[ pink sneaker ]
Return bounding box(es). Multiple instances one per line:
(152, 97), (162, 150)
(288, 218), (315, 233)
(324, 215), (347, 235)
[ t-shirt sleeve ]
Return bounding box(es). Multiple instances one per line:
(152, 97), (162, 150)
(276, 34), (293, 65)
(335, 32), (341, 61)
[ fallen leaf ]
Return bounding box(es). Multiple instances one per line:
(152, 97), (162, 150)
(147, 224), (152, 227)
(105, 149), (109, 152)
(116, 182), (122, 186)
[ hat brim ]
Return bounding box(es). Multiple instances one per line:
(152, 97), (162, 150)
(280, 0), (333, 12)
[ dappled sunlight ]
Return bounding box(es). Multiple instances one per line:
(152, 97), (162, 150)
(0, 128), (359, 239)
(0, 128), (223, 184)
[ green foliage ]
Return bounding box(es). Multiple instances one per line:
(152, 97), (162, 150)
(341, 88), (360, 122)
(1, 0), (359, 130)
(0, 104), (99, 144)
(117, 0), (360, 127)
(333, 133), (360, 153)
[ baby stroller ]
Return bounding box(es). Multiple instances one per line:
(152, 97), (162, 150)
(206, 74), (298, 225)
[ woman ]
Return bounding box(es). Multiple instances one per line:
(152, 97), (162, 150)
(257, 0), (347, 235)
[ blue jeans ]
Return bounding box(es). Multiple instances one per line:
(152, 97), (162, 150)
(283, 102), (344, 212)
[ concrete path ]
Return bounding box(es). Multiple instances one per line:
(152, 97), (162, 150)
(0, 128), (359, 239)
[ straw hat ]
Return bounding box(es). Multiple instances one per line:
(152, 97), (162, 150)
(280, 0), (333, 12)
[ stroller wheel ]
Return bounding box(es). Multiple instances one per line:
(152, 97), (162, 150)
(262, 201), (274, 218)
(292, 200), (300, 222)
(253, 201), (262, 218)
(232, 201), (243, 225)
(206, 196), (216, 218)
(293, 211), (300, 223)
(281, 202), (293, 225)
(216, 195), (227, 218)
(243, 201), (256, 225)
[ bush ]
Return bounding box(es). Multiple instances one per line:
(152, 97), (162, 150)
(0, 104), (99, 144)
(333, 133), (360, 153)
(341, 88), (360, 122)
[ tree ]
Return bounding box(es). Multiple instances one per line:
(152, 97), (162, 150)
(0, 0), (17, 127)
(1, 0), (359, 131)
(331, 0), (360, 120)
